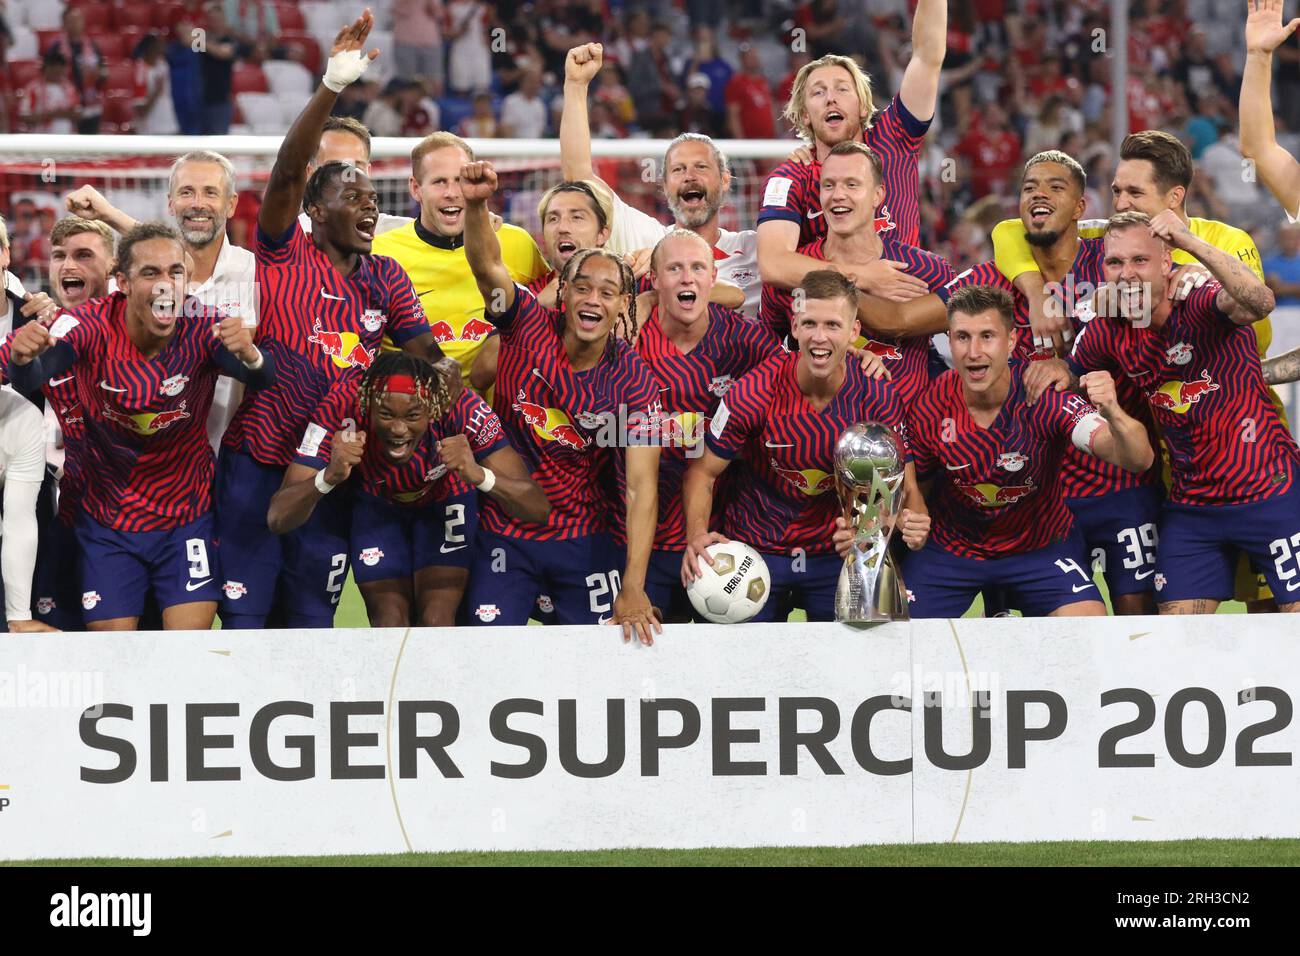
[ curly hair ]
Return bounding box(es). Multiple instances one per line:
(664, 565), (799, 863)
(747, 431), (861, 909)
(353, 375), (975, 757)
(357, 351), (455, 424)
(555, 248), (638, 345)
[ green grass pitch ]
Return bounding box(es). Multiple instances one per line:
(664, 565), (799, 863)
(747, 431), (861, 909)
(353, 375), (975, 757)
(10, 839), (1297, 867)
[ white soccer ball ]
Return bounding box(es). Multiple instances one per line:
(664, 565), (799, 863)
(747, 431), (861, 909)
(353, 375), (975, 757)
(687, 541), (771, 624)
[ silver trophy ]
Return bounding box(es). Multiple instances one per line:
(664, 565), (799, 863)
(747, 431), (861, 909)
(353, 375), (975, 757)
(833, 422), (910, 624)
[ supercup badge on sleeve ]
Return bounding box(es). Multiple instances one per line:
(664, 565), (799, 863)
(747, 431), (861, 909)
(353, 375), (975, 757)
(710, 400), (730, 438)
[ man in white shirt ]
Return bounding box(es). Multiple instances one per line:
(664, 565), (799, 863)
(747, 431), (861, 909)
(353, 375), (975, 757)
(500, 70), (549, 139)
(0, 385), (54, 632)
(66, 150), (257, 450)
(561, 43), (760, 318)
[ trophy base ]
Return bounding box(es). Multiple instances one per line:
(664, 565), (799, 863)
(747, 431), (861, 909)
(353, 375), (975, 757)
(833, 552), (911, 625)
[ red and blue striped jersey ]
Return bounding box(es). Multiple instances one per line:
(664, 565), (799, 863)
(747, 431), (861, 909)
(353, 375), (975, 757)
(1067, 281), (1300, 506)
(222, 223), (430, 467)
(0, 291), (273, 532)
(487, 285), (662, 540)
(757, 94), (931, 247)
(293, 377), (509, 506)
(704, 351), (911, 555)
(761, 235), (954, 408)
(909, 365), (1100, 559)
(611, 303), (782, 550)
(526, 270), (556, 297)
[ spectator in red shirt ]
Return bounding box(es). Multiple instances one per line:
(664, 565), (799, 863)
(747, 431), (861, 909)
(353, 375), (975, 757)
(724, 44), (775, 140)
(953, 103), (1022, 199)
(19, 51), (80, 135)
(776, 49), (811, 136)
(43, 7), (104, 134)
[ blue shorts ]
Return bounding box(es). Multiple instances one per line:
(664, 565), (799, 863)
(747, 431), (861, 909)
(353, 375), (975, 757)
(77, 511), (221, 623)
(351, 490), (477, 584)
(464, 530), (621, 626)
(32, 471), (82, 630)
(901, 530), (1100, 618)
(749, 550), (843, 623)
(1155, 482), (1300, 604)
(215, 449), (351, 628)
(1066, 483), (1162, 598)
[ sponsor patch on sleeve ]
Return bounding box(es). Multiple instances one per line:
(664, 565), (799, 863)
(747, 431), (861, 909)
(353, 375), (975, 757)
(296, 422), (328, 458)
(49, 314), (80, 339)
(710, 400), (730, 438)
(762, 177), (793, 208)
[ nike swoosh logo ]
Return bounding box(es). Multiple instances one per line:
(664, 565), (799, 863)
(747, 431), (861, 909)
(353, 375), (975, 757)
(49, 375), (75, 387)
(764, 441), (795, 448)
(945, 462), (971, 471)
(1134, 569), (1154, 580)
(186, 579), (213, 592)
(99, 380), (127, 393)
(321, 288), (346, 301)
(1071, 583), (1095, 593)
(414, 289), (436, 298)
(598, 614), (613, 625)
(439, 544), (467, 554)
(1287, 580), (1300, 592)
(807, 209), (824, 219)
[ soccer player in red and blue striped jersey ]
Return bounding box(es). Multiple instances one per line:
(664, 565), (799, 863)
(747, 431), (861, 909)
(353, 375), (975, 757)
(2, 223), (274, 631)
(615, 229), (783, 619)
(757, 1), (946, 298)
(214, 11), (442, 630)
(890, 285), (1155, 619)
(267, 352), (547, 626)
(761, 142), (954, 407)
(1061, 212), (1300, 613)
(683, 270), (928, 622)
(460, 160), (664, 644)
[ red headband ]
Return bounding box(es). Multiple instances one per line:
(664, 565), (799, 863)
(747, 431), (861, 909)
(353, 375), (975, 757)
(382, 374), (417, 395)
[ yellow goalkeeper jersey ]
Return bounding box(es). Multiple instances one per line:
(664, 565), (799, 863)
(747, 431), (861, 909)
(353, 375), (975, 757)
(371, 219), (548, 378)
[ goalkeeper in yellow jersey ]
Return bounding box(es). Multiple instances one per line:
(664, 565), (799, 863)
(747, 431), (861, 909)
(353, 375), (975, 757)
(990, 129), (1285, 613)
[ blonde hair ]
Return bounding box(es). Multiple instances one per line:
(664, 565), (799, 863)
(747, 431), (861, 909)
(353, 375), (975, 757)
(411, 131), (475, 179)
(51, 216), (115, 256)
(782, 54), (876, 144)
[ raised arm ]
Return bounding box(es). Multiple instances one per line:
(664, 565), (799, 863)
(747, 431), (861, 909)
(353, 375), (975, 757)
(1150, 211), (1275, 323)
(267, 429), (365, 534)
(65, 185), (139, 235)
(560, 43), (602, 182)
(260, 9), (378, 236)
(1241, 0), (1300, 218)
(459, 162), (517, 319)
(1078, 372), (1155, 474)
(437, 436), (550, 525)
(898, 0), (947, 122)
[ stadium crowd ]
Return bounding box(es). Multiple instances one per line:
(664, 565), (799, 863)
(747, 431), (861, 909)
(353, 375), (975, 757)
(1, 0), (1300, 638)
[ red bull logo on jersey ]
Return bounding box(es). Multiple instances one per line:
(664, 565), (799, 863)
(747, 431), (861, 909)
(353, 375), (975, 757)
(874, 204), (897, 235)
(861, 339), (904, 361)
(428, 314), (496, 343)
(770, 459), (836, 496)
(81, 591), (101, 610)
(1164, 342), (1193, 367)
(361, 309), (387, 333)
(956, 482), (1036, 508)
(223, 581), (247, 600)
(308, 318), (375, 370)
(1148, 370), (1219, 414)
(707, 374), (733, 397)
(512, 390), (589, 449)
(102, 401), (192, 436)
(661, 412), (710, 449)
(358, 547), (385, 567)
(997, 452), (1028, 473)
(159, 373), (189, 397)
(476, 603), (501, 622)
(36, 597), (55, 615)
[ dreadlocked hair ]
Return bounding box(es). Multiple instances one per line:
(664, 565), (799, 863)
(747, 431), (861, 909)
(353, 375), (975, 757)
(555, 248), (638, 345)
(357, 351), (454, 423)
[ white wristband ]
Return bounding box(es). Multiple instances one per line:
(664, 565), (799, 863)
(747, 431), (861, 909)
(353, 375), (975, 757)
(475, 468), (496, 493)
(314, 469), (337, 494)
(242, 348), (264, 371)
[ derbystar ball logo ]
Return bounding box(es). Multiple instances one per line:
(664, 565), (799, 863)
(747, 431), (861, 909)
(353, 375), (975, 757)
(428, 315), (496, 344)
(1148, 370), (1219, 414)
(223, 581), (247, 600)
(770, 459), (835, 496)
(359, 547), (385, 567)
(102, 401), (191, 436)
(512, 390), (588, 449)
(476, 604), (501, 622)
(308, 318), (375, 370)
(956, 482), (1036, 508)
(81, 591), (101, 610)
(159, 373), (189, 397)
